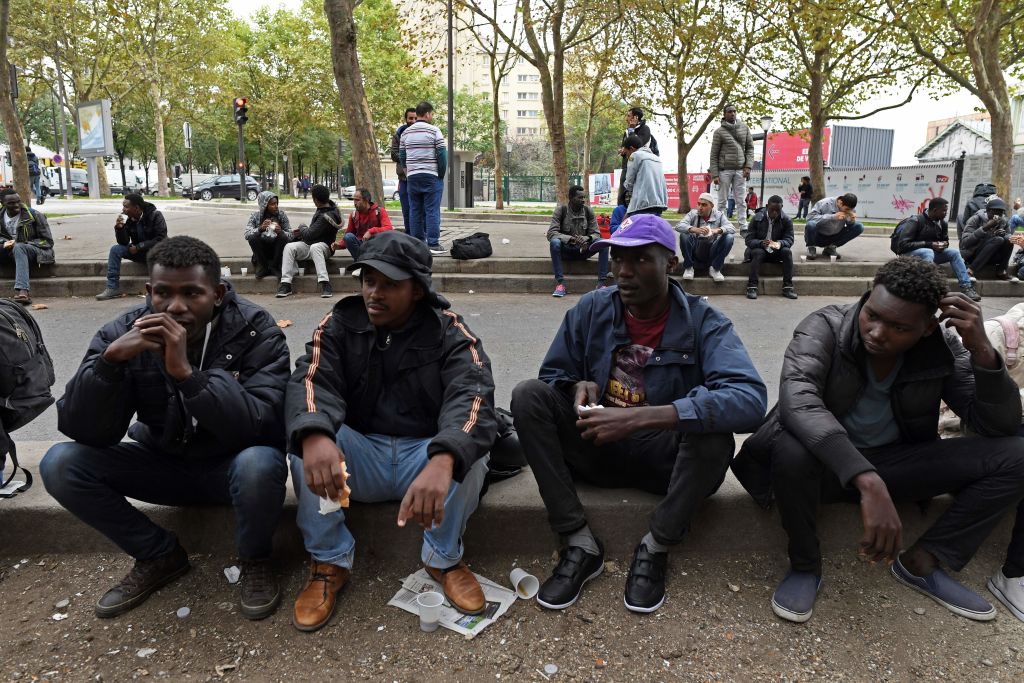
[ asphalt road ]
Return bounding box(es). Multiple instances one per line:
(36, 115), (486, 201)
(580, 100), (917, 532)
(15, 291), (1022, 444)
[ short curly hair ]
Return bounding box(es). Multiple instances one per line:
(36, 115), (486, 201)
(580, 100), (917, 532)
(147, 235), (221, 286)
(873, 258), (948, 313)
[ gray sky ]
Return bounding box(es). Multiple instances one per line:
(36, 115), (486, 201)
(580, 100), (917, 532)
(227, 0), (987, 168)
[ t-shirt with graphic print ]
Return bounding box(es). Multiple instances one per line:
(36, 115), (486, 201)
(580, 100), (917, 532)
(603, 305), (669, 408)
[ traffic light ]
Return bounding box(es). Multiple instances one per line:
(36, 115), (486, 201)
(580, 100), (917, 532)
(233, 97), (248, 125)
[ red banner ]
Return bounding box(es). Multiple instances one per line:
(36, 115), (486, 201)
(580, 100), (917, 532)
(764, 129), (831, 169)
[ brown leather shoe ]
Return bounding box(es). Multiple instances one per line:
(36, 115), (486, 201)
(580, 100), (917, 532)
(292, 559), (350, 632)
(426, 561), (486, 615)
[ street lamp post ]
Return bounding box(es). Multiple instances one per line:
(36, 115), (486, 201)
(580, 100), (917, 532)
(759, 115), (773, 211)
(505, 139), (513, 208)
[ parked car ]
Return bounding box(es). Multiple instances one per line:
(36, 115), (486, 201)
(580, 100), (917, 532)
(187, 174), (259, 201)
(343, 179), (400, 201)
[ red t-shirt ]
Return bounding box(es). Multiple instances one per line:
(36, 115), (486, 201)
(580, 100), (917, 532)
(603, 305), (670, 408)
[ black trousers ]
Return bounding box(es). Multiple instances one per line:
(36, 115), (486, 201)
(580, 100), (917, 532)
(247, 233), (290, 275)
(747, 246), (794, 286)
(510, 379), (733, 546)
(966, 235), (1012, 273)
(770, 428), (1024, 575)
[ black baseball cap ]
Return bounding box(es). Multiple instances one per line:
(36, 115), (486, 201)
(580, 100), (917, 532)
(346, 231), (448, 308)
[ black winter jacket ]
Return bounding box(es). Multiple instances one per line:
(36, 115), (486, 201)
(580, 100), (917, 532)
(895, 212), (950, 254)
(299, 202), (342, 247)
(286, 296), (497, 482)
(117, 201), (167, 253)
(731, 294), (1022, 505)
(57, 285), (290, 459)
(744, 208), (794, 250)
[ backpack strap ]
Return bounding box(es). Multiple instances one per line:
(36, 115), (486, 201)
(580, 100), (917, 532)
(995, 315), (1020, 368)
(0, 429), (32, 496)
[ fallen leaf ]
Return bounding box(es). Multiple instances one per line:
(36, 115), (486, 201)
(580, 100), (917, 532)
(276, 319), (293, 328)
(61, 235), (73, 240)
(215, 662), (237, 676)
(31, 303), (48, 310)
(595, 658), (607, 668)
(725, 631), (735, 641)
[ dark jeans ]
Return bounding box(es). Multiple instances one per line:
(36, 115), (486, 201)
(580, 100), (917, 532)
(247, 233), (290, 275)
(966, 235), (1013, 273)
(398, 178), (410, 229)
(804, 220), (864, 248)
(40, 441), (288, 561)
(770, 429), (1024, 575)
(797, 198), (810, 219)
(407, 173), (443, 248)
(549, 238), (609, 282)
(747, 247), (794, 286)
(106, 244), (147, 289)
(681, 233), (735, 270)
(511, 379), (734, 546)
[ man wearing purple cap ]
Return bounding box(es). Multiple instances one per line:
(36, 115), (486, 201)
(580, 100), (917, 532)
(511, 214), (767, 614)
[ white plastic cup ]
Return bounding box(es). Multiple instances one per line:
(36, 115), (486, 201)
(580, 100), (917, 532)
(416, 591), (444, 632)
(240, 267), (248, 276)
(830, 255), (837, 263)
(800, 254), (807, 261)
(509, 568), (539, 600)
(220, 267), (231, 278)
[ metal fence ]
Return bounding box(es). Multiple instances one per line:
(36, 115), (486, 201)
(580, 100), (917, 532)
(477, 175), (582, 202)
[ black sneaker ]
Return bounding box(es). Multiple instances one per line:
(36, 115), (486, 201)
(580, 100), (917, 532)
(782, 285), (799, 300)
(536, 539), (605, 610)
(254, 267), (272, 280)
(746, 286), (758, 299)
(805, 246), (818, 260)
(239, 559), (281, 620)
(319, 281), (334, 298)
(275, 282), (293, 298)
(624, 543), (667, 613)
(95, 543), (190, 618)
(823, 245), (840, 260)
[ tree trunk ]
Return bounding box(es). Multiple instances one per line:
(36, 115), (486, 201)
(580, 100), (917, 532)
(548, 47), (570, 204)
(324, 0), (383, 204)
(806, 49), (828, 203)
(215, 139), (222, 173)
(963, 5), (1013, 198)
(98, 163), (110, 196)
(150, 82), (169, 197)
(0, 0), (30, 203)
(676, 139), (691, 214)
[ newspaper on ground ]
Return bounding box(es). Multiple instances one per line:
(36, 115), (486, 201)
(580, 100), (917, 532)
(388, 568), (516, 638)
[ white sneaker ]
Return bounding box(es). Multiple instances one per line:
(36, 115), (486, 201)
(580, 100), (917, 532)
(988, 570), (1024, 622)
(709, 267), (726, 282)
(682, 268), (694, 280)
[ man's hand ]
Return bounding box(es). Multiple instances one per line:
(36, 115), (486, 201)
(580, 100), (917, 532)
(770, 240), (781, 250)
(260, 219), (272, 229)
(854, 471), (902, 563)
(577, 406), (638, 445)
(128, 245), (139, 255)
(3, 239), (13, 250)
(133, 313), (192, 381)
(931, 241), (947, 250)
(102, 326), (164, 364)
(114, 217), (125, 229)
(742, 167), (751, 180)
(572, 381), (600, 409)
(1010, 234), (1024, 248)
(302, 432), (347, 501)
(711, 175), (719, 185)
(938, 292), (999, 369)
(397, 453), (454, 529)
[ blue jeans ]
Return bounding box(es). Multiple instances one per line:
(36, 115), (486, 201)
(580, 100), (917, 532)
(107, 243), (147, 289)
(406, 173), (443, 248)
(40, 442), (287, 561)
(804, 220), (864, 248)
(30, 175), (42, 202)
(398, 178), (410, 230)
(905, 247), (971, 288)
(290, 425), (489, 570)
(797, 198), (810, 219)
(343, 232), (362, 261)
(549, 238), (609, 282)
(680, 232), (735, 270)
(0, 242), (43, 290)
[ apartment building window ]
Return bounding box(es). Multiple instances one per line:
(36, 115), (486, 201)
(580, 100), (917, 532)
(516, 110), (540, 118)
(516, 127), (539, 135)
(517, 92), (539, 100)
(516, 74), (540, 82)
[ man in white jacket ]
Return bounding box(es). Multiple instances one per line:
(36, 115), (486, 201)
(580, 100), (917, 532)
(622, 135), (668, 217)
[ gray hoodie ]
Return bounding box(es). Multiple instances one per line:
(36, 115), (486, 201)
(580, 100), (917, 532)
(244, 191), (291, 241)
(623, 148), (668, 214)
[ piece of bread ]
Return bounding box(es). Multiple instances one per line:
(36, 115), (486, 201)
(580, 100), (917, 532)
(338, 460), (351, 508)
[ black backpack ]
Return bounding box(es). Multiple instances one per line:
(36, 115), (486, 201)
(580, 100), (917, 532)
(450, 232), (493, 260)
(0, 300), (55, 496)
(889, 216), (916, 255)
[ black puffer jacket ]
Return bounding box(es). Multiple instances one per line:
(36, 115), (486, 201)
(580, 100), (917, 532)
(731, 294), (1022, 505)
(958, 182), (996, 233)
(117, 201), (167, 253)
(57, 284), (290, 458)
(744, 208), (794, 249)
(286, 296), (497, 482)
(298, 201), (342, 247)
(895, 212), (950, 254)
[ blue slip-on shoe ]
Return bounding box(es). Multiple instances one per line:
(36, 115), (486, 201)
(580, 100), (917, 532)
(771, 570), (822, 623)
(891, 554), (996, 621)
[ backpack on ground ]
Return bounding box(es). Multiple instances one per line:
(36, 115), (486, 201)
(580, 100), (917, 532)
(0, 300), (55, 497)
(889, 216), (916, 254)
(450, 232), (493, 260)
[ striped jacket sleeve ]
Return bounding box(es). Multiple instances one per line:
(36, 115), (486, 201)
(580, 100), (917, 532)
(428, 310), (498, 482)
(286, 311), (348, 455)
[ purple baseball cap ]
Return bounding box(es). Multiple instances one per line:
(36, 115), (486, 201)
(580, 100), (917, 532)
(589, 213), (677, 255)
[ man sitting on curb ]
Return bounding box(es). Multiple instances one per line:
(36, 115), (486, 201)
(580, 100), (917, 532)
(333, 187), (393, 262)
(243, 191), (291, 280)
(675, 192), (735, 282)
(732, 258), (1024, 625)
(745, 195), (797, 300)
(805, 192), (863, 260)
(278, 184), (342, 300)
(512, 214), (767, 614)
(961, 196), (1013, 280)
(547, 184), (609, 297)
(895, 197), (980, 301)
(97, 194), (168, 301)
(286, 231), (497, 632)
(41, 236), (291, 621)
(0, 189), (55, 305)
